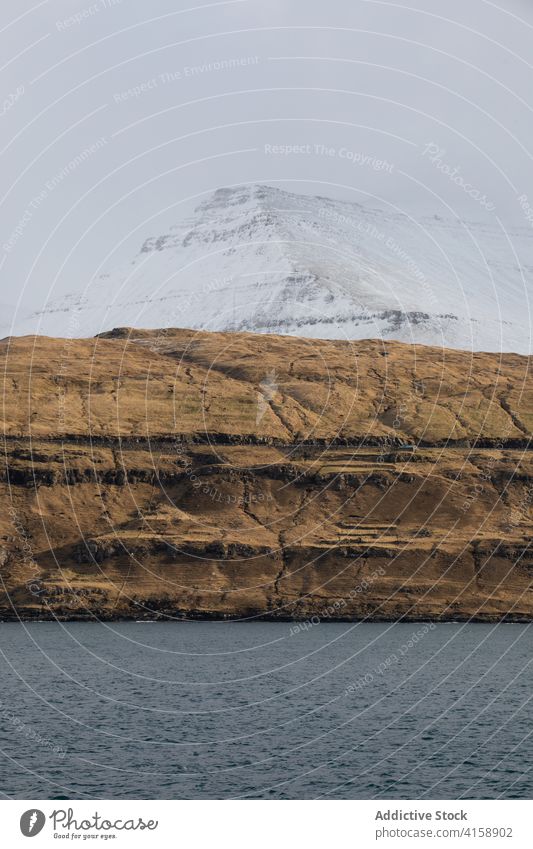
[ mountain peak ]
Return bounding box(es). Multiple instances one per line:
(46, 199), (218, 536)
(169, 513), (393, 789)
(10, 185), (533, 353)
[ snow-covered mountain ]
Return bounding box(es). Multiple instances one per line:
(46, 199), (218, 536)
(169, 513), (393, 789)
(12, 184), (533, 352)
(0, 302), (15, 338)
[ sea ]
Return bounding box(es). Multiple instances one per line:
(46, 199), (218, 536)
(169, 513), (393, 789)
(0, 621), (530, 799)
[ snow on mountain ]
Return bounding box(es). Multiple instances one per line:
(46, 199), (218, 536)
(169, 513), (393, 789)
(12, 184), (533, 352)
(0, 300), (17, 339)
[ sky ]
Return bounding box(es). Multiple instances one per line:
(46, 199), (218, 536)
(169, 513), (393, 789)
(1, 0), (533, 322)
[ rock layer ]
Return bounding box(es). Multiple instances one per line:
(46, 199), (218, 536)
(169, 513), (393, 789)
(1, 328), (532, 621)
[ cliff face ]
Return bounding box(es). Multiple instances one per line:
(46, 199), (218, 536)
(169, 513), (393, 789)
(1, 328), (532, 621)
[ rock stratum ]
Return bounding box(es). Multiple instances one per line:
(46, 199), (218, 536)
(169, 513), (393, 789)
(1, 327), (532, 622)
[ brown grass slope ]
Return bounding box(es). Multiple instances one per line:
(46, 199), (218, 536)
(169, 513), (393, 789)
(0, 327), (532, 621)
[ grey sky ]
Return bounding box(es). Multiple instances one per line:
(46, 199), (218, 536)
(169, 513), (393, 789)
(1, 0), (533, 320)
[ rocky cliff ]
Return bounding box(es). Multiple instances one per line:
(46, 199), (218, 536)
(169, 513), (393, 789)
(1, 327), (532, 621)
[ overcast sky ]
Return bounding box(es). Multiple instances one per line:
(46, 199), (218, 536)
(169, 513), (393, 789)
(1, 0), (533, 319)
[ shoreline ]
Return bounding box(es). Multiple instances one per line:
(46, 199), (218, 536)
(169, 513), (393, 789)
(1, 612), (531, 624)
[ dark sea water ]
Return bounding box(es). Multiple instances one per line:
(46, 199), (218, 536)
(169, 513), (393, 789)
(0, 621), (530, 800)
